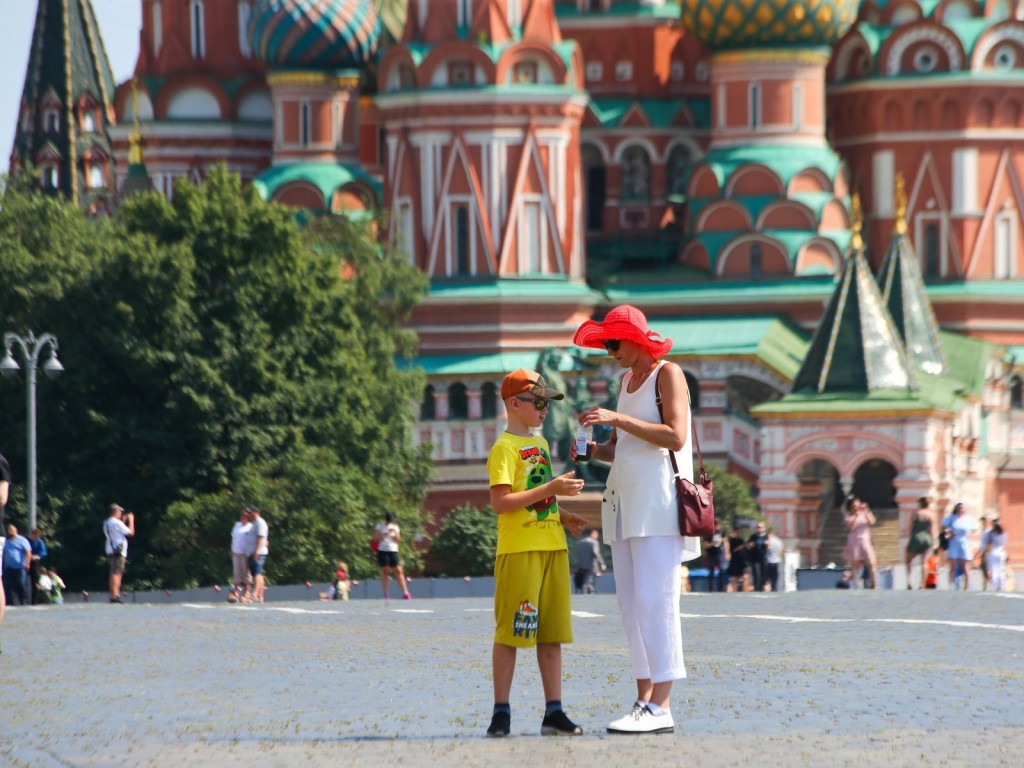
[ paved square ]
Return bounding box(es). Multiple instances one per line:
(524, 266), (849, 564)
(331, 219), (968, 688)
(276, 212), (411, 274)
(1, 591), (1021, 767)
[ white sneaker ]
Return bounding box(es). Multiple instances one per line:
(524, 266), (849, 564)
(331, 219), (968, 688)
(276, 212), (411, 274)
(607, 704), (674, 734)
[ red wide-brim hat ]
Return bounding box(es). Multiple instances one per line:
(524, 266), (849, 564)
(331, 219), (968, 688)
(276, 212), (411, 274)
(573, 304), (673, 358)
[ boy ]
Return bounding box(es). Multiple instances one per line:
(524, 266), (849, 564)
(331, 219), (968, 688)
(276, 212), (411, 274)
(486, 368), (588, 738)
(924, 547), (939, 589)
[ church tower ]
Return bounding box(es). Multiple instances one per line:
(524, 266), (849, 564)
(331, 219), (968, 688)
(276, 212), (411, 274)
(376, 0), (589, 286)
(9, 0), (118, 213)
(110, 0), (273, 197)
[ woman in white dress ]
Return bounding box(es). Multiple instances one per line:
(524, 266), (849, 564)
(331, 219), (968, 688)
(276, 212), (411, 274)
(573, 305), (702, 735)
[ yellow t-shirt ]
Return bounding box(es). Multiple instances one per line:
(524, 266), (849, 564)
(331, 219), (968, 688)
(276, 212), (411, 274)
(487, 431), (568, 556)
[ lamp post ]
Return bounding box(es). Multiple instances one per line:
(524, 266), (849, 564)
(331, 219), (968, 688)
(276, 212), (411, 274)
(1, 332), (64, 532)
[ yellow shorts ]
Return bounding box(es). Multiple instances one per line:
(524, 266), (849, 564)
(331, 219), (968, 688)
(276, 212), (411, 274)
(493, 550), (573, 647)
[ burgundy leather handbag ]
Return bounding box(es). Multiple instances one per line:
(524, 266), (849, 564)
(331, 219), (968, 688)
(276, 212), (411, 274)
(655, 367), (716, 538)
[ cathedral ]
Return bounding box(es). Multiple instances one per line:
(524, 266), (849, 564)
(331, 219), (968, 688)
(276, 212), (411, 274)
(9, 0), (1024, 569)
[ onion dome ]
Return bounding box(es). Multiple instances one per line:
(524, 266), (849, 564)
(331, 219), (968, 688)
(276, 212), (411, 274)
(680, 0), (859, 50)
(249, 0), (381, 69)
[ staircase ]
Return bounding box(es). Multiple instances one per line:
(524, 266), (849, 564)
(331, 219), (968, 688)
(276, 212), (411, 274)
(817, 507), (902, 567)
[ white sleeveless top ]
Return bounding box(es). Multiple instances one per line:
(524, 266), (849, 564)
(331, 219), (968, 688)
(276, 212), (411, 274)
(601, 361), (703, 562)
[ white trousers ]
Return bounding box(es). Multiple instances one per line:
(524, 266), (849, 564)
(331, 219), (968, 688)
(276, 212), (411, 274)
(611, 535), (686, 684)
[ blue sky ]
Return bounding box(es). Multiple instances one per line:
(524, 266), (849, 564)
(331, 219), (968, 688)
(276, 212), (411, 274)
(1, 0), (141, 173)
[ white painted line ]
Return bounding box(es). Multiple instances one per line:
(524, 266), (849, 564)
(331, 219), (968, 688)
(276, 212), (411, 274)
(571, 611), (604, 618)
(680, 612), (1024, 633)
(392, 609), (434, 614)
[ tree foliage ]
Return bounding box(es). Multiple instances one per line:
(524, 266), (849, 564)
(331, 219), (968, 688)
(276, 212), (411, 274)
(428, 504), (498, 577)
(0, 168), (431, 589)
(707, 466), (760, 530)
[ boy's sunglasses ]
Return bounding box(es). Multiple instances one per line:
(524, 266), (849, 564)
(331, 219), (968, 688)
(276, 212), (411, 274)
(515, 395), (550, 410)
(602, 339), (621, 352)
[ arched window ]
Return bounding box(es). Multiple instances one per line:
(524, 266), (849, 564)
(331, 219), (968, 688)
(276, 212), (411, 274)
(88, 164), (105, 189)
(191, 0), (206, 59)
(582, 144), (605, 232)
(238, 1), (252, 57)
(750, 242), (763, 278)
(923, 222), (940, 278)
(448, 383), (468, 419)
(620, 146), (651, 201)
(667, 145), (691, 198)
(153, 1), (163, 55)
(420, 384), (436, 420)
(300, 101), (311, 146)
(82, 111), (96, 133)
(481, 382), (498, 418)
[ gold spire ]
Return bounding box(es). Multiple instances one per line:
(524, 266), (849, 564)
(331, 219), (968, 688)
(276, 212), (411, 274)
(850, 192), (864, 250)
(128, 77), (143, 165)
(893, 173), (908, 235)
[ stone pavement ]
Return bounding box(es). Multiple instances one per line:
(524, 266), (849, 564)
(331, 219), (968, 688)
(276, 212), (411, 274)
(1, 591), (1022, 768)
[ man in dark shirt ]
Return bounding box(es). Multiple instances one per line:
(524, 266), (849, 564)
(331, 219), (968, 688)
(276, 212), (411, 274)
(747, 522), (769, 592)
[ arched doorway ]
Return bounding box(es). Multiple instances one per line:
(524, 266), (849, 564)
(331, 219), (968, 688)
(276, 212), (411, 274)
(795, 459), (843, 544)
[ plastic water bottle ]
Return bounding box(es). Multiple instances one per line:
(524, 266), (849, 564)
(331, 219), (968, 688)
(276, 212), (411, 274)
(575, 425), (593, 462)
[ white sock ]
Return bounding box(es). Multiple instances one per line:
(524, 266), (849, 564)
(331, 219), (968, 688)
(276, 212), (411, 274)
(646, 703), (668, 716)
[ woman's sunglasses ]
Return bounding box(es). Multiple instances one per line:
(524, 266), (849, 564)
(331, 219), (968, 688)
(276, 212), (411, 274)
(515, 395), (550, 410)
(603, 339), (621, 352)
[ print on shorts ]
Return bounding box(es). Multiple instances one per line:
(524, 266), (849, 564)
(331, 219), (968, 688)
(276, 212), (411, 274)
(513, 599), (539, 639)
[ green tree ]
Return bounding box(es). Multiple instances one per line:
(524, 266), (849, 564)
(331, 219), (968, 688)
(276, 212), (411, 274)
(707, 466), (760, 530)
(429, 504), (498, 577)
(0, 169), (432, 589)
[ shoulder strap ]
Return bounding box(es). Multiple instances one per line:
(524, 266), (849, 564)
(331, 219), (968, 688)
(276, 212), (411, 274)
(655, 365), (708, 484)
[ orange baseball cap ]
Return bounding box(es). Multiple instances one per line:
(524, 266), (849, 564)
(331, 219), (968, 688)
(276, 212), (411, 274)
(500, 369), (565, 401)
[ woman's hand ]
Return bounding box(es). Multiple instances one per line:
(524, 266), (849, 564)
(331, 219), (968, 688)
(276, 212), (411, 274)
(578, 407), (618, 429)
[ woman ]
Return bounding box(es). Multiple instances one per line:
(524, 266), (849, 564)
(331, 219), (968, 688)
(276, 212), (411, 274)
(726, 528), (748, 592)
(984, 518), (1008, 592)
(572, 305), (702, 735)
(843, 497), (877, 589)
(942, 502), (979, 591)
(904, 496), (936, 589)
(373, 512), (411, 600)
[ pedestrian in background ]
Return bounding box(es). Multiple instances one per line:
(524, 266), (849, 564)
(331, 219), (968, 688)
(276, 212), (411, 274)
(941, 502), (978, 591)
(373, 512), (411, 600)
(747, 522), (769, 591)
(228, 507), (253, 603)
(248, 507), (269, 603)
(726, 527), (748, 592)
(765, 527), (784, 592)
(2, 523), (32, 606)
(704, 527), (729, 592)
(843, 497), (877, 589)
(575, 529), (606, 594)
(983, 517), (1008, 592)
(103, 504), (135, 603)
(28, 528), (48, 604)
(905, 496), (936, 589)
(0, 452), (10, 631)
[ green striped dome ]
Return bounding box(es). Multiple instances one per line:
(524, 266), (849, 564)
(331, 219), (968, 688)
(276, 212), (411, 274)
(680, 0), (860, 49)
(249, 0), (381, 69)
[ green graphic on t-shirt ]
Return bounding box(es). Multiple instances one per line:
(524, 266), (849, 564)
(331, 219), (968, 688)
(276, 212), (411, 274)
(525, 449), (556, 520)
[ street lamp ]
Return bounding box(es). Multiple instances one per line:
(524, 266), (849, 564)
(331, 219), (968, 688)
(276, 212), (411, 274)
(2, 332), (64, 532)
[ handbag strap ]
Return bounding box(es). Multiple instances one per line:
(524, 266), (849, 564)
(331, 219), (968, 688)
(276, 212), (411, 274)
(654, 364), (708, 483)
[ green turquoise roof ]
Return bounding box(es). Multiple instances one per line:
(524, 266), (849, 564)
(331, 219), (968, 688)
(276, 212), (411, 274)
(587, 97), (711, 130)
(252, 162), (381, 207)
(792, 246), (913, 394)
(693, 145), (845, 189)
(940, 331), (992, 399)
(602, 274), (837, 299)
(687, 229), (851, 270)
(409, 314), (809, 379)
(424, 279), (597, 301)
(878, 232), (947, 376)
(400, 40), (578, 73)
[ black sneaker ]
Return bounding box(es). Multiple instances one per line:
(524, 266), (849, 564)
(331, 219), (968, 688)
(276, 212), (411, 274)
(541, 710), (582, 736)
(486, 711), (511, 738)
(109, 597), (124, 604)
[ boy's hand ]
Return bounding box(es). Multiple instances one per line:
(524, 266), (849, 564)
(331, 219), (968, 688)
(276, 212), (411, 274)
(550, 471), (584, 497)
(560, 510), (588, 537)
